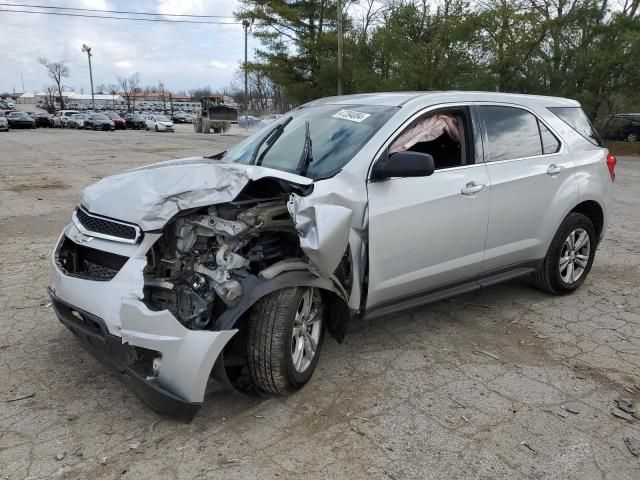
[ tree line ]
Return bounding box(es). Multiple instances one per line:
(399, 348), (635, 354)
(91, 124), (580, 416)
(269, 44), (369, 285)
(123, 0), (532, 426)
(236, 0), (640, 119)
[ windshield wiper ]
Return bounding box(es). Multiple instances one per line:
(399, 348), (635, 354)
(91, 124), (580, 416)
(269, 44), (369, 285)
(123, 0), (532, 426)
(296, 121), (313, 176)
(250, 116), (293, 166)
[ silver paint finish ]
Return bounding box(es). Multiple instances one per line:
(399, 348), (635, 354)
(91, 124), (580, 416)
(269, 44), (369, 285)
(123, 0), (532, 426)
(119, 300), (237, 403)
(50, 91), (613, 405)
(366, 163), (491, 307)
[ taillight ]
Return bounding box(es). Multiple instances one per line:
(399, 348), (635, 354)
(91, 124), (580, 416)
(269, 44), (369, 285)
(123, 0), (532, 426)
(606, 153), (617, 182)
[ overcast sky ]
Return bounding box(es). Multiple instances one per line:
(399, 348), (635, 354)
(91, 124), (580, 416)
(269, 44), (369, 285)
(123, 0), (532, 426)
(0, 0), (259, 94)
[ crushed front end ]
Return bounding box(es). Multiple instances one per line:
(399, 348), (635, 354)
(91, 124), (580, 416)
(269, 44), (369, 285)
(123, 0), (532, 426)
(48, 164), (354, 419)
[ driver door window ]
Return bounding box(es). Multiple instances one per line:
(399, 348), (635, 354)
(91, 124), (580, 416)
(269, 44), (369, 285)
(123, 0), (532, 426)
(388, 108), (473, 170)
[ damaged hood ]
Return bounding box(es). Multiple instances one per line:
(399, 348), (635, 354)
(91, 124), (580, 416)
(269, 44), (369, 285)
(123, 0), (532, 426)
(81, 157), (312, 231)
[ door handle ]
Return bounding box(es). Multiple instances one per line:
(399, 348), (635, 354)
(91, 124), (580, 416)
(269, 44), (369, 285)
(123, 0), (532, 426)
(547, 164), (564, 175)
(461, 181), (486, 195)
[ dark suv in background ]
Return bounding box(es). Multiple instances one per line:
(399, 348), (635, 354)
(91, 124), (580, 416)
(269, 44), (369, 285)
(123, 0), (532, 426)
(597, 113), (640, 142)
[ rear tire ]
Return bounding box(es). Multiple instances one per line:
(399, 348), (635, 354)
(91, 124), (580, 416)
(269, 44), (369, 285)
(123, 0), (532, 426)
(532, 212), (596, 295)
(246, 287), (325, 394)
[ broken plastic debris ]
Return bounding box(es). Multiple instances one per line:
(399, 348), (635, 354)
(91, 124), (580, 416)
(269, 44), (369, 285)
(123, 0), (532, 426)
(520, 441), (537, 455)
(611, 407), (634, 422)
(623, 436), (640, 457)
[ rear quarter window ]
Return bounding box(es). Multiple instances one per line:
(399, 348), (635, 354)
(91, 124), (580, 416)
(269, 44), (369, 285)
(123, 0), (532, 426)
(548, 107), (602, 146)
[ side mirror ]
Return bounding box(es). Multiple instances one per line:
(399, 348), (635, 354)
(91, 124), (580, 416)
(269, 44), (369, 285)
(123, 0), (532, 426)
(371, 151), (435, 181)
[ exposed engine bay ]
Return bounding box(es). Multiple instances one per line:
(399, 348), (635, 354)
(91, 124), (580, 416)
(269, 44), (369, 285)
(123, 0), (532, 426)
(143, 198), (303, 329)
(140, 176), (354, 333)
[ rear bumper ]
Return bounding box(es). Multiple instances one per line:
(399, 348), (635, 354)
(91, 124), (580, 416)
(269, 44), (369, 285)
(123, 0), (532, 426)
(49, 290), (200, 420)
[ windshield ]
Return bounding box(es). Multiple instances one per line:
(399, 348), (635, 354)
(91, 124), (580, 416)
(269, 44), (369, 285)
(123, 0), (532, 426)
(225, 104), (396, 179)
(156, 115), (170, 122)
(93, 114), (108, 120)
(12, 112), (28, 118)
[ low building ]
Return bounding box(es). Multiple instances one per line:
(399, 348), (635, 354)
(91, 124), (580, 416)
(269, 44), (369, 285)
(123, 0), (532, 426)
(18, 91), (123, 106)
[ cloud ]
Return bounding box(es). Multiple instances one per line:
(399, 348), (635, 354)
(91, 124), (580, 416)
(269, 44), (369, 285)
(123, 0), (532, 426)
(0, 0), (253, 93)
(208, 60), (229, 70)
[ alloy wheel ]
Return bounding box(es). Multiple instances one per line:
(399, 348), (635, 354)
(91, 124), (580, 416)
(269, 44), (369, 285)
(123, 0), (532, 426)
(559, 228), (590, 284)
(291, 288), (322, 374)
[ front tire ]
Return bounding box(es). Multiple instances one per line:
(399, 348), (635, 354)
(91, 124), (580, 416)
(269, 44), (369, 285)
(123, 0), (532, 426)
(532, 212), (596, 295)
(246, 287), (325, 394)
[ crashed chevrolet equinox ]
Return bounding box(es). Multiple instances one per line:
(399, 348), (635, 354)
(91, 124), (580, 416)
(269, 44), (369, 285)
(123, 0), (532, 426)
(49, 92), (614, 418)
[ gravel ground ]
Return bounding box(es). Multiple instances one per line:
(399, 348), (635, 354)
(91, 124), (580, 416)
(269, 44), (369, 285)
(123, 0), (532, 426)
(1, 126), (639, 480)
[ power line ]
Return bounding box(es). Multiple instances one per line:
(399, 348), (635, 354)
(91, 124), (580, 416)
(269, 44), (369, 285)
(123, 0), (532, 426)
(0, 8), (240, 24)
(0, 2), (236, 19)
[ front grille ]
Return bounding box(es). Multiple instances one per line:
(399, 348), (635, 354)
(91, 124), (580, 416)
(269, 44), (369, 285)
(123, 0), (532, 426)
(56, 237), (128, 281)
(75, 207), (139, 242)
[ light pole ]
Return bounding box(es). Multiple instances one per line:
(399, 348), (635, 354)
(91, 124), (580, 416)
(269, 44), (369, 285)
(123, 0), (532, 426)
(337, 0), (343, 95)
(81, 44), (95, 111)
(242, 19), (251, 130)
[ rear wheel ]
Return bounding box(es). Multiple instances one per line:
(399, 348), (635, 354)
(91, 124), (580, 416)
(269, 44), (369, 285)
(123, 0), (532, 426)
(155, 125), (159, 132)
(627, 133), (638, 142)
(532, 212), (596, 295)
(246, 287), (325, 394)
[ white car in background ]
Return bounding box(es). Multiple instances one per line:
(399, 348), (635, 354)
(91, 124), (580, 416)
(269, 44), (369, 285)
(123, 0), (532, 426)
(54, 110), (80, 128)
(146, 114), (174, 132)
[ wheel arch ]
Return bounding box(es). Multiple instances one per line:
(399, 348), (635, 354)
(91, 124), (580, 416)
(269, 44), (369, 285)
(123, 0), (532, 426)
(570, 200), (604, 241)
(214, 270), (349, 334)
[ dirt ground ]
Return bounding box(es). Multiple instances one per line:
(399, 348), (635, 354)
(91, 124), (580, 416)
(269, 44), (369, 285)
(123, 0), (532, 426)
(1, 126), (639, 480)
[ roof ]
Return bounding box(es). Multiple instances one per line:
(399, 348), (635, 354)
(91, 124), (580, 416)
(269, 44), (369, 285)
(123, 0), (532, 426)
(306, 91), (580, 108)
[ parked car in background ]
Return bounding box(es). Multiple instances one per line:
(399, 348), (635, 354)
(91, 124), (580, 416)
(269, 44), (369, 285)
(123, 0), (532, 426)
(596, 113), (640, 142)
(67, 114), (89, 129)
(8, 111), (36, 128)
(34, 112), (54, 128)
(172, 112), (189, 123)
(105, 112), (126, 130)
(260, 114), (283, 126)
(146, 114), (174, 132)
(238, 115), (263, 128)
(124, 113), (146, 129)
(84, 114), (115, 131)
(47, 92), (614, 417)
(54, 110), (80, 128)
(0, 111), (8, 131)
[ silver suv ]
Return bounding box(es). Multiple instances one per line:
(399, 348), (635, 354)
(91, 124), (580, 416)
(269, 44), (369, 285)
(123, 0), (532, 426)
(48, 92), (615, 418)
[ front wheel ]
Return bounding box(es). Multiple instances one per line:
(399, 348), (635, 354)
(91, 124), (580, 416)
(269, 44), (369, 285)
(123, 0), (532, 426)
(627, 133), (638, 142)
(246, 287), (325, 394)
(532, 212), (596, 295)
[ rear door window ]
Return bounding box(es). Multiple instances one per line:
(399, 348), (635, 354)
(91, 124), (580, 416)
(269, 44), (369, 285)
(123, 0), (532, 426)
(548, 107), (602, 146)
(480, 106), (542, 162)
(538, 121), (561, 154)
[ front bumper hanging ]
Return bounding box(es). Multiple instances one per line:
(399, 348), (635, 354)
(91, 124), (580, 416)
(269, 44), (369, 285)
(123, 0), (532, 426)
(49, 289), (201, 420)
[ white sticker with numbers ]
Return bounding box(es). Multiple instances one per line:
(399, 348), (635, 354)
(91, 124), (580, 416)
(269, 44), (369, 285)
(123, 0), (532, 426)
(331, 109), (371, 122)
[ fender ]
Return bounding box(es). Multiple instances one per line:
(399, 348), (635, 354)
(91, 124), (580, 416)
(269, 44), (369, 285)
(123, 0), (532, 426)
(213, 270), (347, 331)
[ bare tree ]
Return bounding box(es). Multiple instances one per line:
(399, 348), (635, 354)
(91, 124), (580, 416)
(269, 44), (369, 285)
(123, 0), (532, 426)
(43, 86), (58, 114)
(38, 57), (68, 110)
(117, 73), (140, 113)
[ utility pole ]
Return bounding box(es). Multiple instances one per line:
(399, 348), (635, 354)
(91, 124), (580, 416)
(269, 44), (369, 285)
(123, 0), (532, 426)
(81, 44), (95, 111)
(20, 72), (25, 93)
(242, 19), (251, 130)
(337, 0), (343, 95)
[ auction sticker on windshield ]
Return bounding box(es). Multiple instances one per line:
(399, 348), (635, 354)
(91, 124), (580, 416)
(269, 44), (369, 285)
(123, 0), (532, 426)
(332, 110), (371, 123)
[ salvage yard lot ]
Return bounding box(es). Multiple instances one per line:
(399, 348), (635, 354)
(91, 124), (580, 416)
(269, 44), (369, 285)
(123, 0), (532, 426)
(1, 127), (639, 479)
